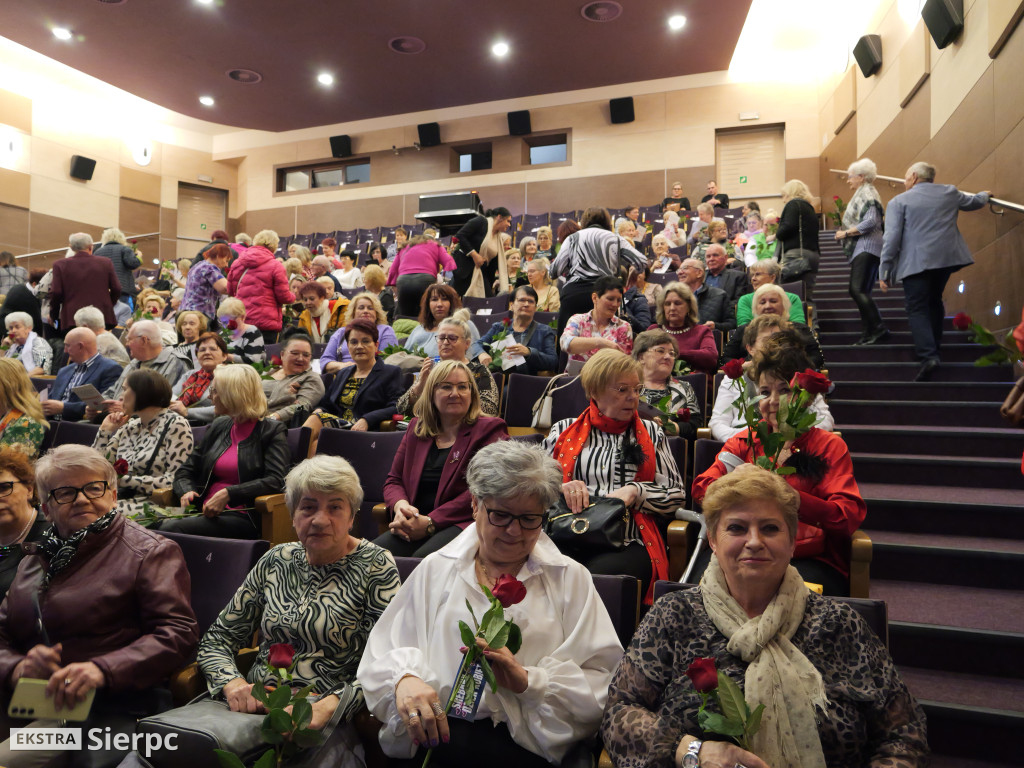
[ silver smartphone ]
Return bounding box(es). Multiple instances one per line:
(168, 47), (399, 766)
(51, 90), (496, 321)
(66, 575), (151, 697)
(8, 678), (96, 722)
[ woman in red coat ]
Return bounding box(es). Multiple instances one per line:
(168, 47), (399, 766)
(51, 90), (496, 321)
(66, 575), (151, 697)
(692, 343), (865, 595)
(227, 229), (295, 344)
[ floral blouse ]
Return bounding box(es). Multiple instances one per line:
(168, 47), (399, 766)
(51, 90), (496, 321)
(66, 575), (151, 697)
(198, 540), (400, 720)
(0, 412), (45, 458)
(560, 311), (633, 361)
(601, 588), (929, 768)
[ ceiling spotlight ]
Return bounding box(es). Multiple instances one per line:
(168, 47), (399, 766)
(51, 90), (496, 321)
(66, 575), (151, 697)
(492, 41), (510, 57)
(668, 15), (687, 31)
(52, 27), (73, 40)
(199, 95), (215, 107)
(196, 0), (215, 5)
(317, 72), (334, 86)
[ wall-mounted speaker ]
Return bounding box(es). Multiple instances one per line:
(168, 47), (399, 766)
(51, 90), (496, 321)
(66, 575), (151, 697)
(417, 122), (441, 147)
(852, 35), (883, 77)
(329, 135), (352, 158)
(507, 110), (531, 136)
(922, 0), (964, 49)
(69, 155), (96, 181)
(609, 97), (635, 124)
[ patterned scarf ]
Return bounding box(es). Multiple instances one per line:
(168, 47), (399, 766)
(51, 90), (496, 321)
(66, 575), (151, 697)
(841, 181), (883, 230)
(36, 508), (117, 588)
(179, 368), (214, 407)
(553, 401), (668, 602)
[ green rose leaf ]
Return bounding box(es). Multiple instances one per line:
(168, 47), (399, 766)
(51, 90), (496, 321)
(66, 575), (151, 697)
(486, 619), (511, 650)
(478, 652), (499, 693)
(776, 466), (797, 475)
(698, 710), (744, 738)
(745, 703), (765, 742)
(715, 673), (747, 722)
(459, 620), (477, 648)
(292, 683), (316, 700)
(268, 685), (292, 710)
(506, 622), (523, 655)
(291, 698), (313, 730)
(250, 684), (270, 705)
(267, 708), (293, 733)
(213, 749), (248, 768)
(252, 749), (278, 768)
(259, 724), (285, 745)
(292, 728), (324, 749)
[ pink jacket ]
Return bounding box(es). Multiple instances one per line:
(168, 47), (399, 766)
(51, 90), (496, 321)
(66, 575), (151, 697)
(227, 246), (295, 331)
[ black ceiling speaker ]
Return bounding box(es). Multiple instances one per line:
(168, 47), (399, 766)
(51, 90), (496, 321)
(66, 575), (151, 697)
(507, 110), (531, 136)
(609, 96), (635, 124)
(922, 0), (964, 49)
(852, 35), (883, 77)
(329, 135), (352, 158)
(69, 155), (96, 181)
(417, 122), (441, 147)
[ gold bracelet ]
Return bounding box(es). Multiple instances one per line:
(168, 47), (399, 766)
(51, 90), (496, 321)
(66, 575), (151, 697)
(394, 672), (418, 699)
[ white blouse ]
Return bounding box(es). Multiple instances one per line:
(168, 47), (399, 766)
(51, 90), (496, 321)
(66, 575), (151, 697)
(357, 525), (623, 763)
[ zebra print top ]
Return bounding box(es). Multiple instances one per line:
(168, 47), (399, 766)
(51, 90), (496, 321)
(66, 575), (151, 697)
(198, 539), (400, 719)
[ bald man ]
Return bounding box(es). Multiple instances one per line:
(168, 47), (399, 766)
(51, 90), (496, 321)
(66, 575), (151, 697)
(42, 328), (123, 420)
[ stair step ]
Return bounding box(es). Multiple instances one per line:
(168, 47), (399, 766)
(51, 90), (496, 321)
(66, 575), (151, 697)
(834, 380), (1008, 401)
(826, 361), (1012, 382)
(818, 318), (958, 334)
(890, 621), (1024, 678)
(832, 399), (1009, 427)
(904, 668), (1024, 713)
(823, 343), (986, 364)
(840, 425), (1022, 459)
(930, 756), (1018, 768)
(869, 533), (1024, 588)
(918, 699), (1022, 764)
(823, 330), (971, 346)
(859, 483), (1024, 539)
(850, 451), (1023, 489)
(871, 580), (1024, 633)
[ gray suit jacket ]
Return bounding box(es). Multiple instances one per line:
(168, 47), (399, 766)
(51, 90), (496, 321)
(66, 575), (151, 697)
(879, 183), (988, 283)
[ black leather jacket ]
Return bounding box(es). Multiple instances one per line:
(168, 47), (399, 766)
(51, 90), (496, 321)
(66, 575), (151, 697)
(172, 416), (290, 506)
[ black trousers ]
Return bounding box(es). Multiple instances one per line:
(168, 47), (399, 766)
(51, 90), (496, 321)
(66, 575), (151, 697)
(902, 265), (957, 362)
(150, 510), (260, 540)
(396, 273), (437, 317)
(388, 717), (552, 768)
(556, 281), (596, 337)
(373, 525), (462, 558)
(556, 541), (654, 599)
(848, 252), (883, 336)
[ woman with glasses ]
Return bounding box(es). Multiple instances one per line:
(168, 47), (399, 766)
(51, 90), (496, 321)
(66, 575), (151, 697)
(0, 447), (47, 601)
(360, 440), (622, 768)
(376, 360), (508, 558)
(542, 349), (685, 603)
(633, 330), (702, 440)
(0, 444), (198, 768)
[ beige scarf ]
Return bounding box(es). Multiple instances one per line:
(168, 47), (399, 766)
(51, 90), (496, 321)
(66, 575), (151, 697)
(700, 556), (828, 768)
(479, 216), (509, 293)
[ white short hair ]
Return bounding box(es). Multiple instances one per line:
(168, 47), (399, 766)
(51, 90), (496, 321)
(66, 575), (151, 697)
(4, 312), (32, 330)
(847, 158), (877, 182)
(74, 306), (105, 331)
(130, 319), (162, 345)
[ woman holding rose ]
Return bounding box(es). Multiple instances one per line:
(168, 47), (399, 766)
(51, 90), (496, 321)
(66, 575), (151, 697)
(633, 330), (702, 440)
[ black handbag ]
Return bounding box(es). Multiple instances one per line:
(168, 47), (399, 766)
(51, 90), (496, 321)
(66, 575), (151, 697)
(545, 458), (630, 552)
(779, 207), (819, 282)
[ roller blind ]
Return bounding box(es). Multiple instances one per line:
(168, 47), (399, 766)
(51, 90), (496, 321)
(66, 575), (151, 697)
(177, 183), (226, 242)
(715, 125), (785, 199)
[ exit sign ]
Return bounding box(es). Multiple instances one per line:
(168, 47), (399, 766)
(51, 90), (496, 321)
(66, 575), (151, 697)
(739, 176), (748, 184)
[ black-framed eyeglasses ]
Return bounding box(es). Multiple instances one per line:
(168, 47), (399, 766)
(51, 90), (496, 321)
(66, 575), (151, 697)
(0, 481), (29, 498)
(48, 481), (110, 505)
(485, 508), (546, 530)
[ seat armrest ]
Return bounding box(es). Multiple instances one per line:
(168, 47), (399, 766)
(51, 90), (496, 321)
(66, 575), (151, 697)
(666, 519), (691, 582)
(151, 488), (174, 506)
(849, 529), (872, 598)
(257, 494), (294, 546)
(598, 749), (613, 768)
(354, 707), (388, 768)
(169, 662), (204, 706)
(372, 503), (390, 537)
(696, 427), (712, 440)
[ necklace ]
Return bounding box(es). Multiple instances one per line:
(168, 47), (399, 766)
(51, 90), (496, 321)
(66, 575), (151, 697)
(0, 513), (35, 554)
(663, 325), (691, 335)
(475, 554), (527, 586)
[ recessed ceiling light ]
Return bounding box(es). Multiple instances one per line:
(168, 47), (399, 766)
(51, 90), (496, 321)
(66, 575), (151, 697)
(52, 27), (73, 40)
(492, 41), (509, 57)
(196, 0), (215, 5)
(199, 95), (215, 106)
(668, 15), (687, 31)
(317, 72), (334, 86)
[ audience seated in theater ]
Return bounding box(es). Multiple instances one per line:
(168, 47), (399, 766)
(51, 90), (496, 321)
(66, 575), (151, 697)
(650, 234), (678, 272)
(163, 288), (185, 324)
(397, 317), (498, 418)
(710, 320), (833, 441)
(332, 249), (364, 290)
(661, 181), (691, 213)
(623, 204), (644, 233)
(100, 320), (189, 411)
(0, 445), (198, 768)
(180, 241), (230, 327)
(169, 332), (230, 423)
(692, 343), (865, 596)
(0, 360), (47, 459)
(616, 218), (641, 249)
(359, 439), (622, 768)
(686, 203), (715, 248)
(310, 255), (344, 295)
(305, 319), (404, 449)
(75, 305), (129, 366)
(3, 312), (51, 375)
(731, 199), (761, 235)
(228, 229), (295, 345)
(702, 243), (750, 311)
(50, 232), (122, 334)
(691, 219), (739, 266)
(0, 268), (44, 337)
(321, 291), (397, 373)
(648, 282), (718, 375)
(740, 212), (775, 266)
(636, 265), (664, 310)
(0, 447), (47, 601)
(735, 260), (805, 326)
(93, 228), (141, 314)
(536, 225), (556, 259)
(365, 241), (391, 277)
(634, 330), (703, 439)
(659, 210), (686, 248)
(215, 296), (266, 365)
(387, 234), (457, 318)
(361, 264), (396, 325)
(378, 360), (508, 558)
(471, 285), (558, 375)
(602, 464), (927, 768)
(93, 368), (193, 521)
(676, 259), (735, 333)
(403, 284), (480, 358)
(320, 237), (343, 270)
(495, 248), (525, 294)
(722, 284), (822, 368)
(41, 327), (122, 422)
(0, 252), (28, 298)
(263, 333), (325, 424)
(296, 279), (350, 345)
(386, 226), (408, 260)
(126, 292), (177, 347)
(561, 275), (634, 362)
(290, 245), (314, 279)
(161, 365), (290, 539)
(700, 179), (730, 209)
(169, 309), (207, 369)
(524, 256), (560, 312)
(519, 235), (539, 261)
(542, 349), (684, 603)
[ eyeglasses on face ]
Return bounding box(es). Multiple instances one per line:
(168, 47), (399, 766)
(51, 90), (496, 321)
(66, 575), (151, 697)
(609, 385), (645, 397)
(485, 508), (546, 530)
(436, 382), (471, 395)
(48, 480), (110, 505)
(0, 481), (29, 498)
(436, 334), (462, 344)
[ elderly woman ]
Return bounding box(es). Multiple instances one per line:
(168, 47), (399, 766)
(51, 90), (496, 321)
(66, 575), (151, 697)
(93, 368), (193, 521)
(361, 263), (396, 324)
(377, 360), (508, 558)
(691, 219), (736, 265)
(633, 330), (702, 440)
(524, 256), (560, 312)
(397, 317), (499, 418)
(94, 227), (141, 304)
(723, 284), (823, 368)
(0, 445), (198, 768)
(403, 284), (480, 358)
(472, 286), (558, 375)
(176, 455), (401, 768)
(387, 234), (458, 317)
(542, 349), (685, 601)
(264, 333), (326, 424)
(0, 359), (47, 458)
(181, 241), (230, 324)
(694, 344), (864, 595)
(616, 218), (640, 248)
(735, 260), (806, 325)
(659, 210), (686, 247)
(495, 248), (525, 294)
(603, 465), (928, 768)
(450, 207), (513, 297)
(635, 265), (663, 309)
(359, 440), (622, 768)
(169, 331), (231, 422)
(163, 365), (290, 539)
(519, 235), (539, 261)
(0, 447), (47, 601)
(836, 158), (889, 345)
(0, 251), (29, 297)
(333, 249), (364, 290)
(561, 275), (634, 363)
(321, 291), (398, 372)
(216, 296), (266, 364)
(535, 225), (555, 259)
(170, 309), (207, 368)
(229, 229), (295, 344)
(648, 282), (718, 375)
(297, 279), (350, 344)
(650, 234), (674, 272)
(3, 312), (51, 375)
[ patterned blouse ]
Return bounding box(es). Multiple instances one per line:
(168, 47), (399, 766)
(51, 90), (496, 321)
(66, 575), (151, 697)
(641, 379), (702, 439)
(337, 376), (365, 422)
(92, 409), (194, 520)
(228, 325), (266, 365)
(181, 260), (224, 318)
(198, 540), (400, 720)
(5, 336), (52, 374)
(0, 412), (45, 458)
(602, 589), (929, 768)
(560, 312), (633, 361)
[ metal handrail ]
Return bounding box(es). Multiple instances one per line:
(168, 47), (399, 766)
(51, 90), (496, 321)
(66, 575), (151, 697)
(828, 169), (1022, 215)
(15, 231), (162, 261)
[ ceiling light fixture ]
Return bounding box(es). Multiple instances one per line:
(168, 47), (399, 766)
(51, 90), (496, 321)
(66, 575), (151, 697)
(52, 27), (73, 40)
(196, 0), (215, 5)
(492, 41), (509, 57)
(317, 72), (334, 86)
(199, 95), (215, 106)
(668, 14), (687, 30)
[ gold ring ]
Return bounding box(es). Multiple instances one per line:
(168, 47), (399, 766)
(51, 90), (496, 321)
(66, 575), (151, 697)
(431, 702), (444, 717)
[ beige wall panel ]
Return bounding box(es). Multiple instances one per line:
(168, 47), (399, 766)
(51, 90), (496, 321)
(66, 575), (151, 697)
(344, 127), (406, 156)
(116, 139), (163, 173)
(0, 168), (30, 209)
(439, 114), (510, 145)
(833, 69), (857, 134)
(159, 207), (178, 262)
(899, 22), (931, 107)
(29, 212), (100, 255)
(993, 13), (1024, 144)
(119, 167), (162, 205)
(857, 64), (902, 155)
(160, 177), (180, 210)
(161, 144), (238, 193)
(666, 166), (716, 207)
(296, 198), (404, 234)
(930, 0), (993, 135)
(925, 67), (994, 185)
(956, 153), (999, 253)
(29, 114), (121, 164)
(29, 175), (118, 229)
(993, 117), (1024, 237)
(0, 89), (31, 134)
(0, 131), (31, 175)
(818, 93), (836, 151)
(236, 159), (249, 216)
(818, 116), (858, 212)
(786, 159), (819, 195)
(30, 138), (119, 197)
(119, 198), (161, 237)
(243, 208), (298, 239)
(0, 203), (29, 253)
(989, 0), (1024, 56)
(528, 172), (664, 215)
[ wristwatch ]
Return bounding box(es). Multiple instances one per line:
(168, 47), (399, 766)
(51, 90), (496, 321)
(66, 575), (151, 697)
(681, 738), (703, 768)
(424, 517), (436, 537)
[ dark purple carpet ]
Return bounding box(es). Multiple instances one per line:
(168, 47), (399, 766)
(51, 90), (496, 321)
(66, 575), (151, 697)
(900, 666), (1024, 713)
(871, 580), (1024, 633)
(866, 530), (1024, 554)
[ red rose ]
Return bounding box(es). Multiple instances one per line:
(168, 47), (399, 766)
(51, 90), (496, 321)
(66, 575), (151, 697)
(267, 643), (295, 669)
(952, 312), (972, 331)
(227, 319), (239, 332)
(392, 414), (405, 422)
(502, 317), (511, 327)
(791, 368), (832, 396)
(113, 459), (130, 476)
(833, 195), (840, 201)
(685, 657), (718, 693)
(491, 574), (527, 608)
(721, 358), (745, 380)
(270, 355), (282, 367)
(676, 408), (691, 423)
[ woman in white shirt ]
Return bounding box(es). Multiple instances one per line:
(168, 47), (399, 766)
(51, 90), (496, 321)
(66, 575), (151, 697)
(332, 250), (364, 290)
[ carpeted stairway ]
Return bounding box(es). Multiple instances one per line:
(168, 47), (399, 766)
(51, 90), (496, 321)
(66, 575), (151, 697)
(815, 235), (1024, 766)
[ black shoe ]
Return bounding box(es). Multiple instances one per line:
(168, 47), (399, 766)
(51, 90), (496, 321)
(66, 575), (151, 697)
(860, 327), (891, 345)
(915, 358), (939, 382)
(853, 334), (871, 346)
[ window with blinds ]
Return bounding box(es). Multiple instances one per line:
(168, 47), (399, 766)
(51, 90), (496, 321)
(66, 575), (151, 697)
(715, 124), (785, 199)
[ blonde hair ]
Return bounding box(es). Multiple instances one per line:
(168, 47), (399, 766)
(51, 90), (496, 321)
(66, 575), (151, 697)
(413, 360), (481, 438)
(316, 276), (336, 294)
(292, 245), (313, 264)
(283, 257), (303, 278)
(343, 291), (387, 325)
(703, 464), (799, 539)
(100, 227), (127, 247)
(362, 264), (387, 294)
(253, 229), (280, 250)
(525, 257), (551, 286)
(657, 282), (700, 328)
(580, 349), (642, 401)
(176, 259), (191, 273)
(212, 365), (267, 421)
(0, 358), (47, 427)
(781, 179), (812, 202)
(709, 218), (728, 233)
(536, 225), (553, 241)
(217, 297), (246, 319)
(175, 310), (208, 338)
(752, 284), (792, 317)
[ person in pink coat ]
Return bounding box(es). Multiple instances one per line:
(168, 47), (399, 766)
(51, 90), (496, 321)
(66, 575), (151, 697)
(227, 229), (295, 344)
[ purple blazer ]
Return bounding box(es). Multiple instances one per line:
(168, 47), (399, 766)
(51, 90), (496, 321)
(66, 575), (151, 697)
(382, 416), (508, 530)
(51, 252), (121, 329)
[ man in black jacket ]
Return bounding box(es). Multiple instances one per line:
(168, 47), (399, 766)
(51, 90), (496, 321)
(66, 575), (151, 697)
(700, 180), (730, 209)
(677, 258), (735, 332)
(703, 245), (749, 315)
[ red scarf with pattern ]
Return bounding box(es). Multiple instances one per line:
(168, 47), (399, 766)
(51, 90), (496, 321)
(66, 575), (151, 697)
(178, 369), (213, 407)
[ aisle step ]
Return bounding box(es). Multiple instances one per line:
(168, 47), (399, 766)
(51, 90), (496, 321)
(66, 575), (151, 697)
(834, 380), (1008, 401)
(867, 530), (1024, 587)
(850, 451), (1024, 489)
(920, 699), (1022, 764)
(826, 361), (1012, 381)
(889, 621), (1024, 678)
(832, 399), (1008, 427)
(858, 483), (1024, 538)
(824, 330), (971, 346)
(818, 317), (957, 334)
(840, 424), (1022, 459)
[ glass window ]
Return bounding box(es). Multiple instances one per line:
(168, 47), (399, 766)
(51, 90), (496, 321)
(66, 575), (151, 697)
(344, 163), (370, 184)
(530, 143), (567, 165)
(283, 170), (310, 191)
(312, 168), (343, 188)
